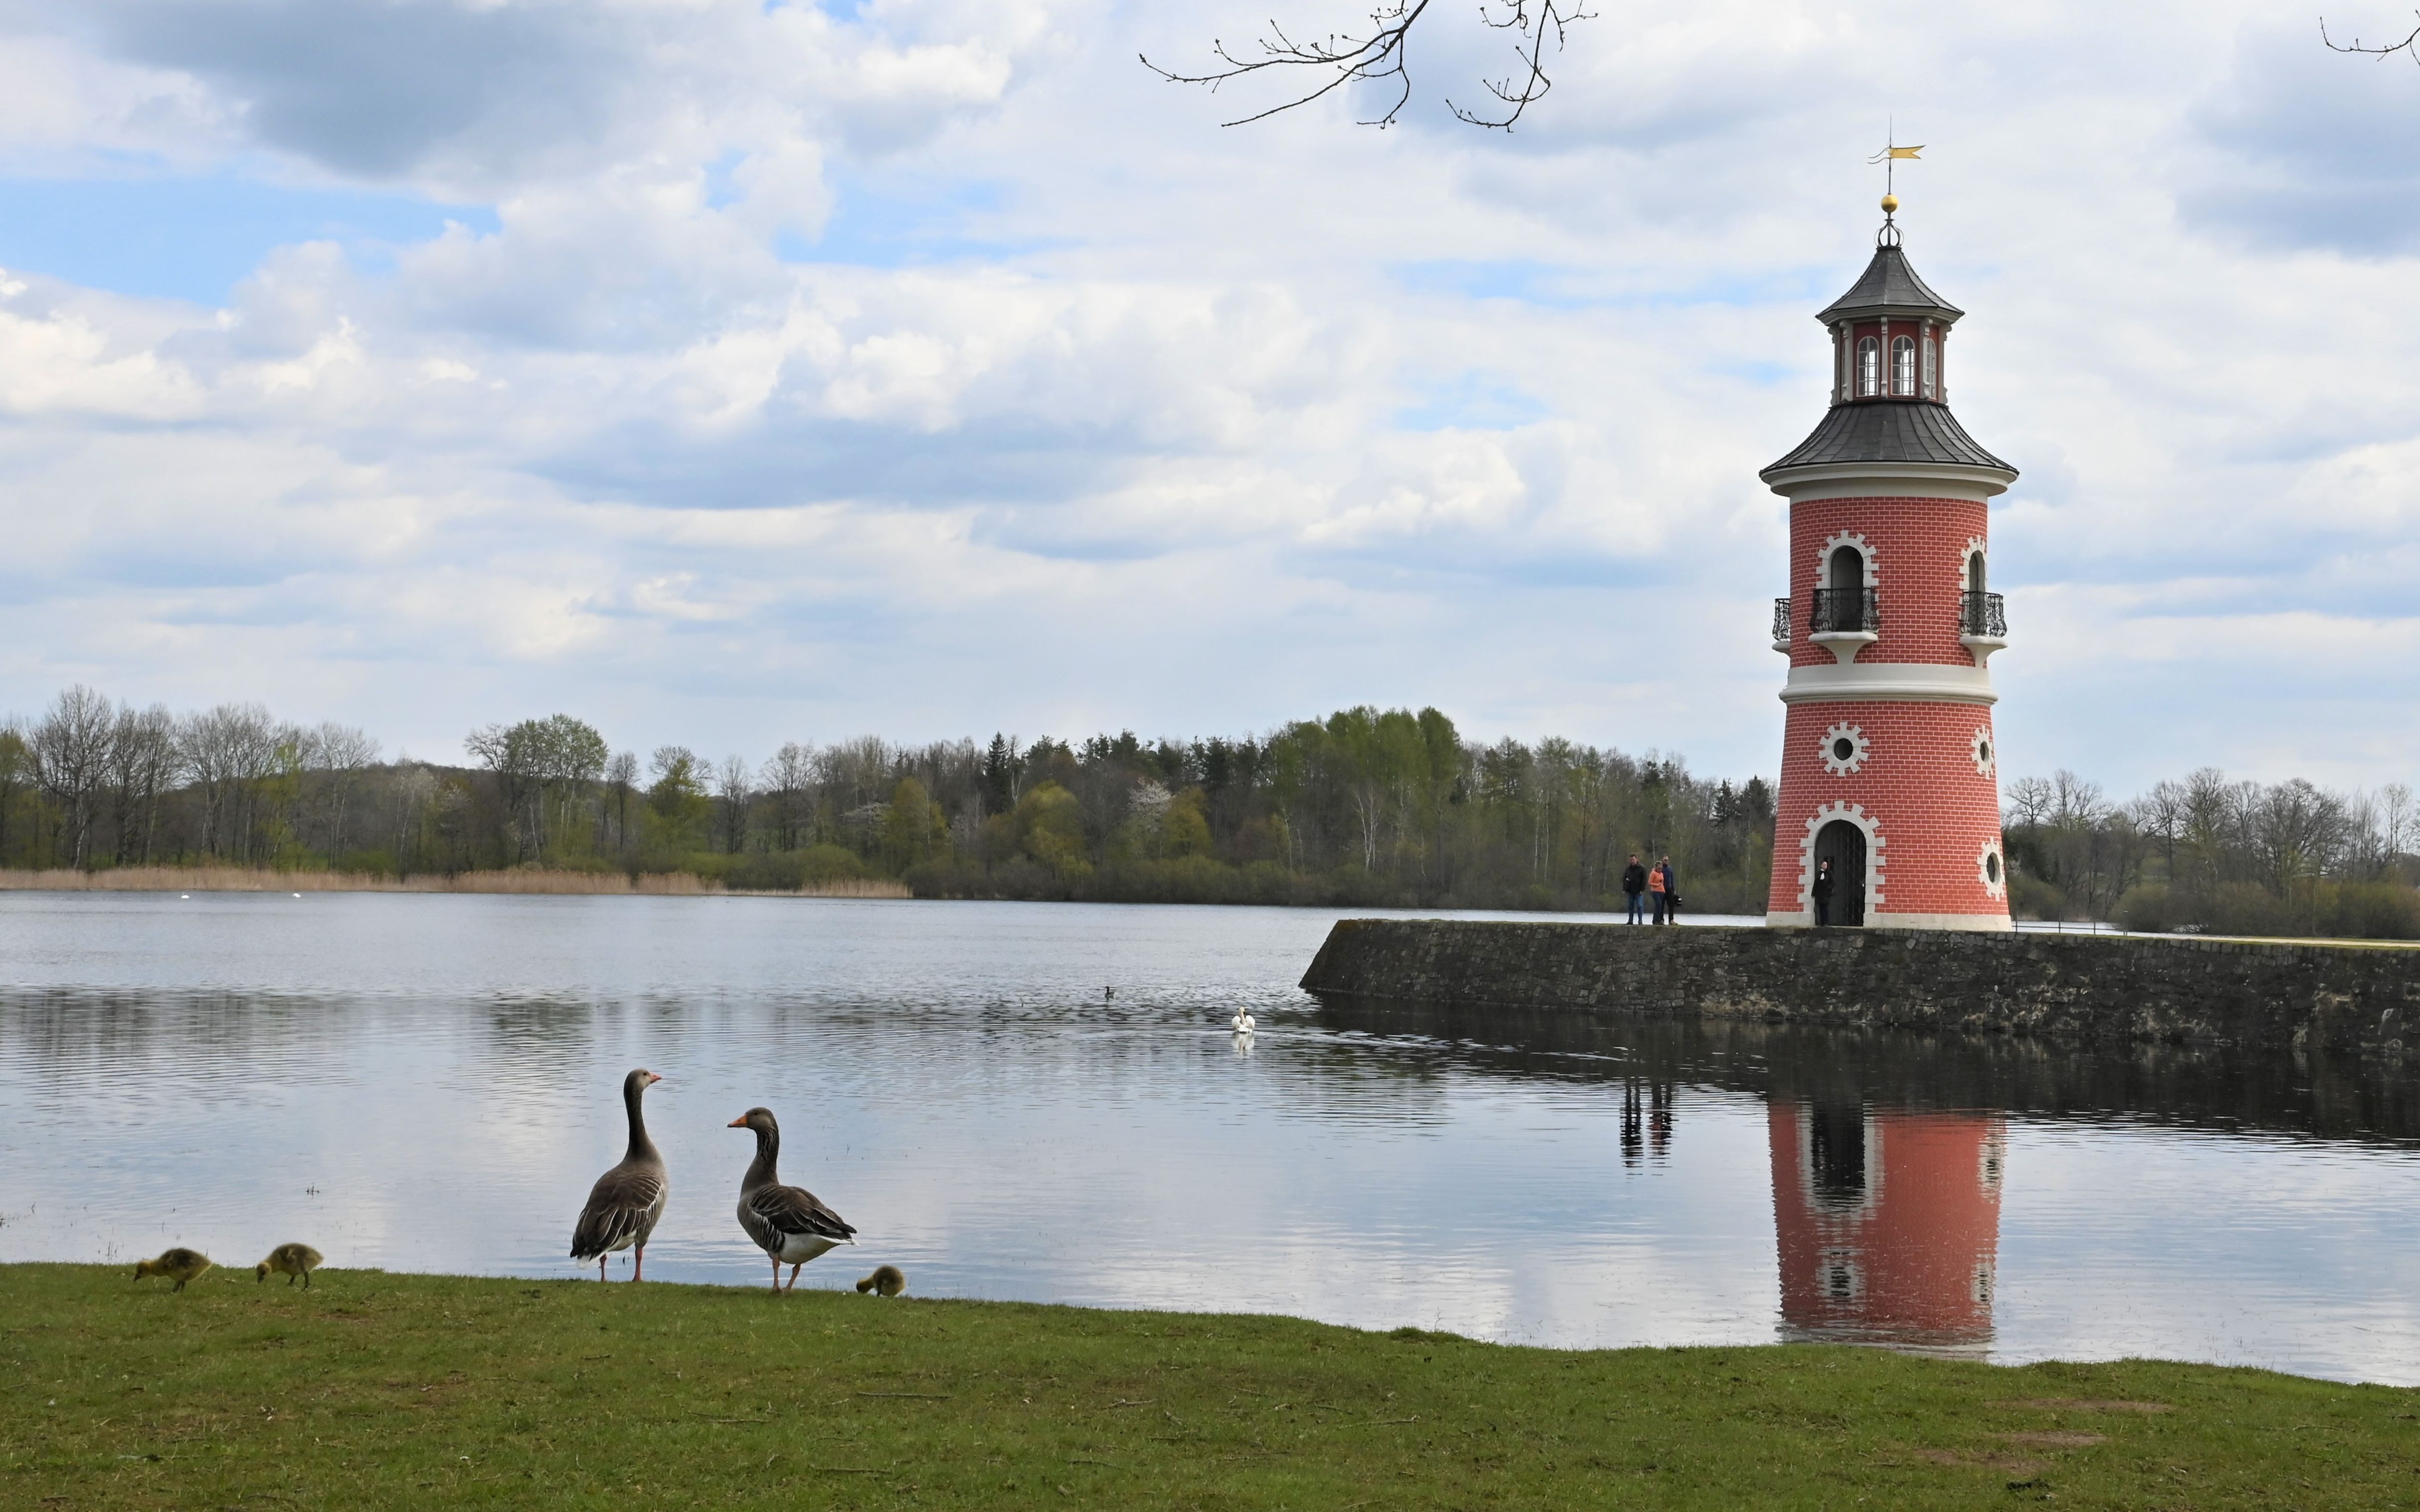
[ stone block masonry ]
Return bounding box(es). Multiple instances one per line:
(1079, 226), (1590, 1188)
(1299, 920), (2420, 1059)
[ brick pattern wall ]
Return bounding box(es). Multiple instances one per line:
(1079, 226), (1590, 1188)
(1776, 491), (2003, 923)
(1788, 495), (1989, 667)
(1767, 701), (2003, 919)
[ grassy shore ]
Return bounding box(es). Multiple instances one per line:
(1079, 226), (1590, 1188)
(2, 1266), (2411, 1509)
(0, 866), (907, 899)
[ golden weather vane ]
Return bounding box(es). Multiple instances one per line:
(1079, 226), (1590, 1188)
(1866, 121), (1924, 218)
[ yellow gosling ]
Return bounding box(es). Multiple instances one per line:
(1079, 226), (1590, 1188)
(256, 1243), (324, 1288)
(855, 1264), (906, 1297)
(133, 1248), (214, 1292)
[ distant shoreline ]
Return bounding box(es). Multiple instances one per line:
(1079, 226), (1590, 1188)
(0, 865), (909, 899)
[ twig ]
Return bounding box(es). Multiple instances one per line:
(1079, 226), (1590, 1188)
(2322, 10), (2420, 61)
(1142, 0), (1591, 129)
(856, 1391), (952, 1400)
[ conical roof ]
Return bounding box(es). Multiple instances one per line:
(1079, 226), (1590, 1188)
(1762, 401), (2012, 477)
(1815, 242), (1961, 323)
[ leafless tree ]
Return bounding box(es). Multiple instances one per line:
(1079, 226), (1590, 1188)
(716, 755), (753, 854)
(1143, 0), (1590, 129)
(179, 703), (281, 862)
(107, 703), (179, 865)
(300, 722), (379, 856)
(603, 751), (639, 851)
(31, 686), (115, 868)
(763, 741), (815, 851)
(2323, 11), (2420, 62)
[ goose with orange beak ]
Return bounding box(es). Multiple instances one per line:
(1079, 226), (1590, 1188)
(570, 1069), (668, 1281)
(729, 1106), (856, 1292)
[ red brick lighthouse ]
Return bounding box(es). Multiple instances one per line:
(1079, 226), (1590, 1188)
(1763, 195), (2015, 930)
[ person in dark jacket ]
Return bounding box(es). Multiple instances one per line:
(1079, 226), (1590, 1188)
(1621, 855), (1648, 924)
(1812, 859), (1834, 926)
(1655, 856), (1680, 925)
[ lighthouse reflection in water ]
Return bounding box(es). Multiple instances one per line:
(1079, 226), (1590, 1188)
(1769, 1102), (2006, 1353)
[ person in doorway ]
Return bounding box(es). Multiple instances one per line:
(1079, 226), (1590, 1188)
(1812, 858), (1834, 926)
(1658, 856), (1681, 924)
(1622, 854), (1648, 924)
(1647, 857), (1669, 925)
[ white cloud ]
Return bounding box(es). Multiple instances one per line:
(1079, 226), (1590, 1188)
(0, 0), (2406, 797)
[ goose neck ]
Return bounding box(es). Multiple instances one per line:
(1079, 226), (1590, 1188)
(742, 1124), (780, 1191)
(623, 1078), (659, 1163)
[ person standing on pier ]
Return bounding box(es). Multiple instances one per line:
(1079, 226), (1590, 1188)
(1813, 860), (1835, 926)
(1658, 857), (1681, 925)
(1623, 855), (1648, 924)
(1648, 858), (1669, 925)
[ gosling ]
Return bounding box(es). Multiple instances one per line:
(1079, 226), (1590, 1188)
(256, 1243), (324, 1289)
(133, 1248), (214, 1292)
(855, 1264), (907, 1297)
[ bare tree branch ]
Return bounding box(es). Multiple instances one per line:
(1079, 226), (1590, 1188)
(1141, 0), (1591, 130)
(2322, 10), (2420, 61)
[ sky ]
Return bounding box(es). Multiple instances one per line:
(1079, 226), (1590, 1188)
(0, 0), (2414, 796)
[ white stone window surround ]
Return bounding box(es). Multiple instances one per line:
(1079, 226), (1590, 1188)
(1922, 327), (1937, 400)
(1960, 536), (1988, 592)
(1819, 722), (1870, 776)
(1816, 530), (1879, 590)
(1977, 837), (2008, 901)
(1971, 725), (1997, 776)
(1798, 800), (1886, 915)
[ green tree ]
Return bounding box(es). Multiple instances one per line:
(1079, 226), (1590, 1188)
(885, 776), (937, 870)
(1015, 782), (1090, 877)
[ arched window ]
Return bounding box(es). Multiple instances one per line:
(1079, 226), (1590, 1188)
(1828, 545), (1864, 594)
(1922, 335), (1937, 399)
(1891, 336), (1916, 396)
(1856, 337), (1879, 397)
(1967, 551), (1986, 594)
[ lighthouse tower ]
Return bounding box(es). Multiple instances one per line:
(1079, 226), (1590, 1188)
(1763, 197), (2017, 930)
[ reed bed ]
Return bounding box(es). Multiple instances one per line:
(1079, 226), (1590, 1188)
(0, 866), (908, 899)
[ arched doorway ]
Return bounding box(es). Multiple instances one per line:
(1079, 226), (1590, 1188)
(1815, 819), (1867, 925)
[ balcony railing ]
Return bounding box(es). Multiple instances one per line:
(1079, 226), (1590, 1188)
(1809, 587), (1880, 635)
(1961, 591), (2007, 639)
(1771, 598), (1791, 644)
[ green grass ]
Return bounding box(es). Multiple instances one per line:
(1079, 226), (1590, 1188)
(3, 1265), (2413, 1509)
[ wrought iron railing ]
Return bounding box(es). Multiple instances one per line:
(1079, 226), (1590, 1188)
(1961, 591), (2007, 638)
(1809, 587), (1879, 634)
(1771, 598), (1791, 644)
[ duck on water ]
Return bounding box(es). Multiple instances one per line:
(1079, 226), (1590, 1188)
(729, 1106), (856, 1293)
(570, 1069), (667, 1282)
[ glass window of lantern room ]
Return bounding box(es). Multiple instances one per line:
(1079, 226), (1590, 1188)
(1856, 338), (1879, 397)
(1891, 336), (1916, 396)
(1922, 335), (1936, 398)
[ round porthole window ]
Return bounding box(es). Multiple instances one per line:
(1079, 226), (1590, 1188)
(1977, 839), (2009, 900)
(1971, 726), (1997, 777)
(1819, 723), (1870, 776)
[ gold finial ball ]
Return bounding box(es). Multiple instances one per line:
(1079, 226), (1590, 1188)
(1880, 193), (1899, 215)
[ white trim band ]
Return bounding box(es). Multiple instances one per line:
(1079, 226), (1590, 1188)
(1781, 662), (1999, 705)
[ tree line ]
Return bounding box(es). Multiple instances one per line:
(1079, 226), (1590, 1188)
(2002, 769), (2420, 937)
(0, 687), (1777, 913)
(15, 680), (2411, 935)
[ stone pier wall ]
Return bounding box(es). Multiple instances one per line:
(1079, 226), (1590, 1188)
(1299, 921), (2420, 1058)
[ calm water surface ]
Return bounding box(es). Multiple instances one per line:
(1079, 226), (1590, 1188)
(2, 892), (2417, 1384)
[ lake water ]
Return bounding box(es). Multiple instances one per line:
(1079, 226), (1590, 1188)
(3, 892), (2417, 1385)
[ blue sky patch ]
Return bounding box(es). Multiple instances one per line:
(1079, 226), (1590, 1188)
(0, 169), (497, 304)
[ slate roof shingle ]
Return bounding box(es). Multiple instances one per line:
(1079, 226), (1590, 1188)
(1762, 401), (2014, 476)
(1815, 244), (1962, 323)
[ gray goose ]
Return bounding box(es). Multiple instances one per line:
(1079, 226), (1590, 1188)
(728, 1106), (855, 1292)
(570, 1069), (668, 1281)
